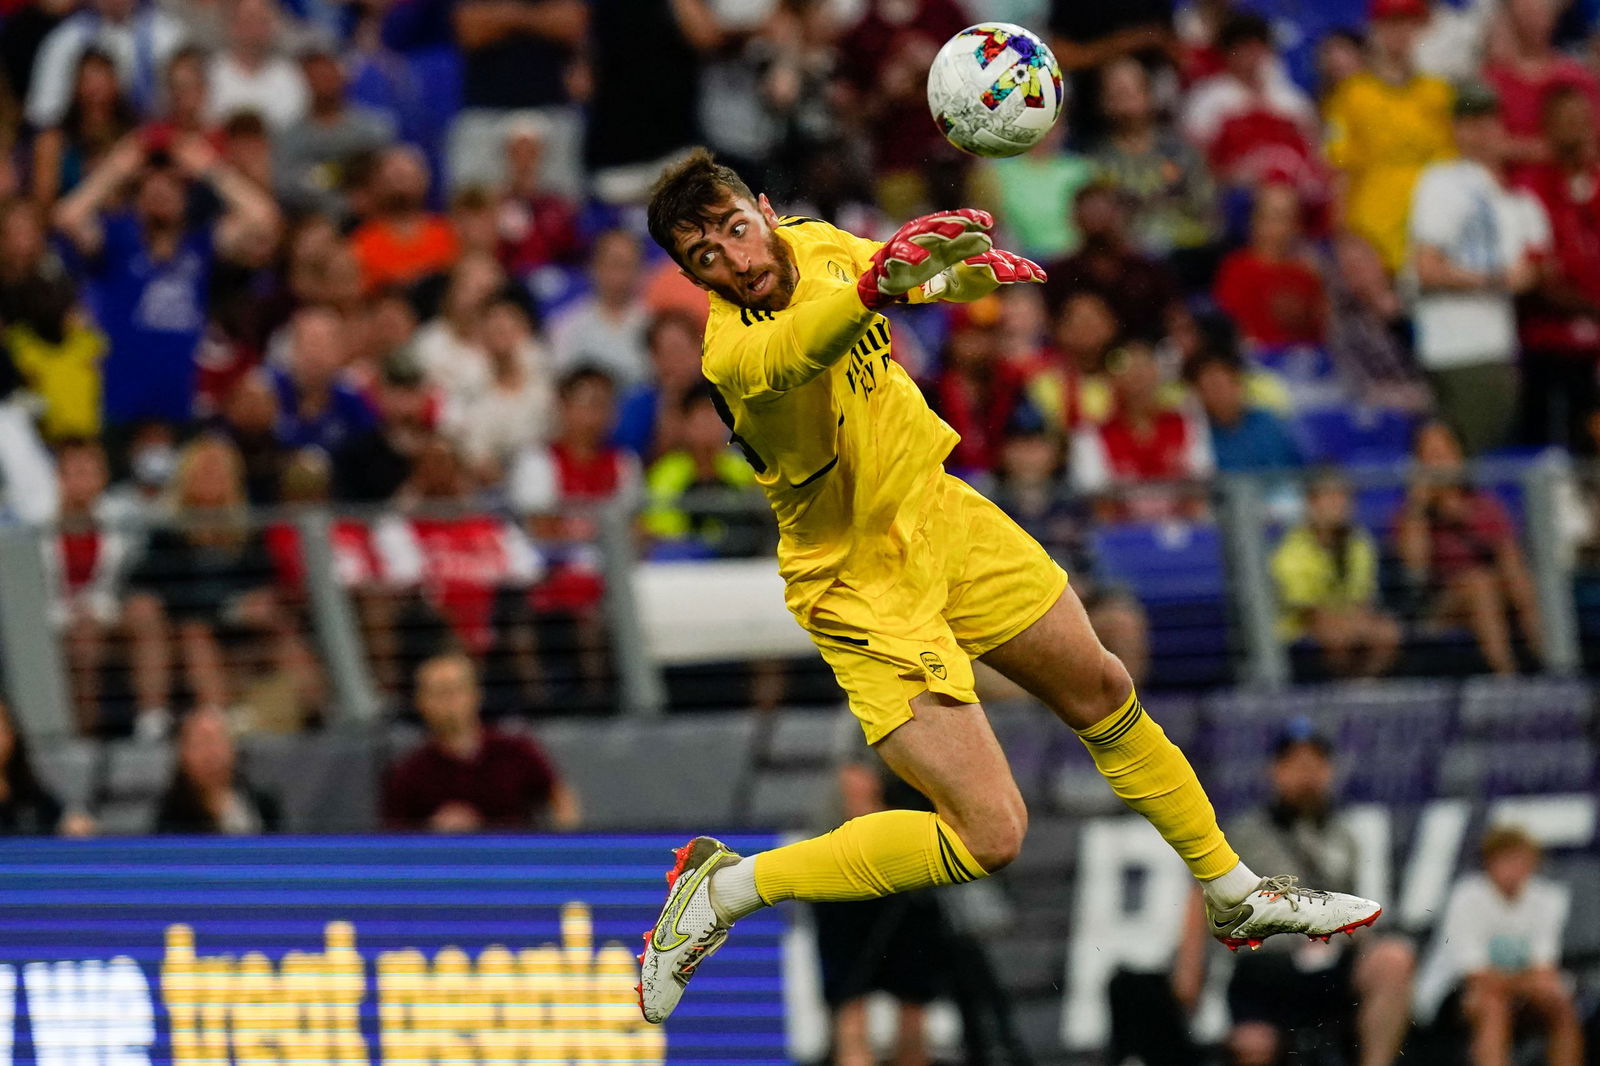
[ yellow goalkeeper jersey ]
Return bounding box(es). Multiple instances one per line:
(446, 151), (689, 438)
(701, 216), (958, 611)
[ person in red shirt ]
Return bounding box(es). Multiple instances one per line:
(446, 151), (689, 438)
(1485, 0), (1600, 176)
(496, 117), (580, 276)
(1213, 183), (1327, 348)
(382, 651), (580, 831)
(921, 296), (1037, 479)
(1070, 341), (1213, 520)
(1394, 421), (1544, 675)
(349, 145), (460, 292)
(1514, 84), (1600, 450)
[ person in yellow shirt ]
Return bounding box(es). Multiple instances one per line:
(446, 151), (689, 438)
(4, 310), (107, 441)
(1324, 0), (1455, 272)
(635, 148), (1383, 1025)
(1271, 472), (1402, 677)
(640, 382), (765, 558)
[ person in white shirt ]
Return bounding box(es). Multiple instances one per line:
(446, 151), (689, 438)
(25, 0), (187, 128)
(547, 229), (651, 387)
(1415, 825), (1582, 1066)
(1407, 81), (1549, 455)
(442, 291), (556, 484)
(1180, 13), (1319, 163)
(206, 0), (308, 130)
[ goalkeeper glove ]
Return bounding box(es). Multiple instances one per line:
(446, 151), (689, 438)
(925, 248), (1048, 303)
(857, 209), (995, 310)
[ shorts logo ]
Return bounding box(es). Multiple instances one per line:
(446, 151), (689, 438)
(920, 651), (947, 680)
(827, 260), (849, 282)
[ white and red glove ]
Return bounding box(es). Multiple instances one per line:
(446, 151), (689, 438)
(857, 208), (995, 310)
(930, 247), (1048, 303)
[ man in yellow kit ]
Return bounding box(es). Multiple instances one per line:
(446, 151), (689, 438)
(636, 150), (1383, 1024)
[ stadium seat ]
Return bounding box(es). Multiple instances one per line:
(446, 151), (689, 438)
(1252, 345), (1349, 410)
(747, 767), (835, 829)
(1092, 523), (1234, 688)
(1296, 407), (1417, 467)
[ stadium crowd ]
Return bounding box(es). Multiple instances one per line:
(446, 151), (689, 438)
(2, 0), (1600, 728)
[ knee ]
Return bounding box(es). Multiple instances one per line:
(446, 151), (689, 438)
(1227, 1021), (1281, 1066)
(1360, 938), (1417, 993)
(123, 593), (166, 630)
(1051, 649), (1134, 729)
(960, 793), (1028, 874)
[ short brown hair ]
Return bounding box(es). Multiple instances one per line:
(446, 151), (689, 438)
(1480, 824), (1541, 866)
(646, 147), (756, 267)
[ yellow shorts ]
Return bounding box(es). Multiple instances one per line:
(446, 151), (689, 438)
(798, 474), (1068, 744)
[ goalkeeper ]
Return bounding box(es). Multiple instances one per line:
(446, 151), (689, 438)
(637, 149), (1382, 1024)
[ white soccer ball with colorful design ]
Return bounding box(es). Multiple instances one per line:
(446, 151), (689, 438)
(927, 23), (1065, 158)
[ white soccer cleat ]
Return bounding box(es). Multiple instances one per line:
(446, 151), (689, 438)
(1206, 875), (1383, 952)
(637, 836), (742, 1024)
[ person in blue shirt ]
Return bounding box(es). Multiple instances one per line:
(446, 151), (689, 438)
(268, 305), (376, 454)
(53, 132), (280, 428)
(612, 308), (705, 462)
(1189, 349), (1308, 472)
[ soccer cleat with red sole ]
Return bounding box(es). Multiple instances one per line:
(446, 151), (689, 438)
(1208, 876), (1382, 950)
(638, 836), (743, 1024)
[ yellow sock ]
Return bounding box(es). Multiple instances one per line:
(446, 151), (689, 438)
(1076, 691), (1239, 880)
(752, 809), (986, 904)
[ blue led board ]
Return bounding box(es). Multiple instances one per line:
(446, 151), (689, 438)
(0, 834), (787, 1063)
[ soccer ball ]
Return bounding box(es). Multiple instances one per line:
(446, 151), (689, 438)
(927, 23), (1065, 158)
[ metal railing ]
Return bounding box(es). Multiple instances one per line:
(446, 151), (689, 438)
(0, 459), (1589, 750)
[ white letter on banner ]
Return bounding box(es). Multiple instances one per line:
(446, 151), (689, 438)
(23, 957), (153, 1065)
(1062, 816), (1193, 1050)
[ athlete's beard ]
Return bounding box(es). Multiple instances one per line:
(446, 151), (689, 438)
(713, 227), (800, 313)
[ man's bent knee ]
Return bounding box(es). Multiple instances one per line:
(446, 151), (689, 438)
(949, 794), (1028, 873)
(1051, 650), (1135, 730)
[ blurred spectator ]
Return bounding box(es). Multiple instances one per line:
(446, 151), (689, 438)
(549, 229), (651, 386)
(1045, 0), (1172, 141)
(1043, 183), (1180, 345)
(0, 353), (62, 531)
(1408, 83), (1548, 455)
(971, 122), (1094, 263)
(447, 0), (586, 196)
(1396, 420), (1544, 674)
(1070, 341), (1213, 519)
(1484, 0), (1600, 173)
(641, 382), (765, 559)
(1323, 0), (1454, 274)
(140, 48), (216, 152)
(1414, 0), (1495, 81)
(218, 369), (285, 504)
(448, 185), (500, 260)
(48, 439), (131, 734)
(332, 347), (433, 502)
(813, 760), (945, 1066)
(1093, 57), (1220, 286)
(206, 0), (308, 132)
(154, 705), (280, 833)
(495, 117), (580, 274)
(1174, 720), (1415, 1066)
(614, 309), (707, 461)
(0, 699), (92, 835)
(1027, 289), (1122, 430)
(264, 448), (381, 597)
(1272, 471), (1402, 678)
(1, 205), (107, 442)
(1181, 14), (1323, 198)
(53, 133), (280, 428)
(1189, 349), (1307, 472)
(273, 40), (396, 218)
(834, 0), (970, 218)
(1514, 84), (1600, 451)
(1315, 29), (1368, 103)
(412, 252), (502, 404)
(582, 0), (709, 205)
(382, 651), (580, 830)
(1415, 825), (1583, 1066)
(124, 435), (313, 736)
(985, 409), (1150, 682)
(104, 420), (179, 521)
(31, 48), (138, 208)
(268, 305), (375, 454)
(1213, 183), (1327, 347)
(24, 0), (186, 131)
(924, 297), (1036, 478)
(375, 437), (542, 657)
(1326, 231), (1432, 409)
(349, 144), (459, 291)
(443, 290), (554, 482)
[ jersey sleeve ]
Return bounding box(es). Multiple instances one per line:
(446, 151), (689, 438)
(705, 283), (879, 398)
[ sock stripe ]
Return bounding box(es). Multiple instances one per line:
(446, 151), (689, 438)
(1085, 701), (1146, 746)
(935, 825), (977, 884)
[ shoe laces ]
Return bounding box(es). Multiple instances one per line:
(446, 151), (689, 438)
(1258, 875), (1332, 911)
